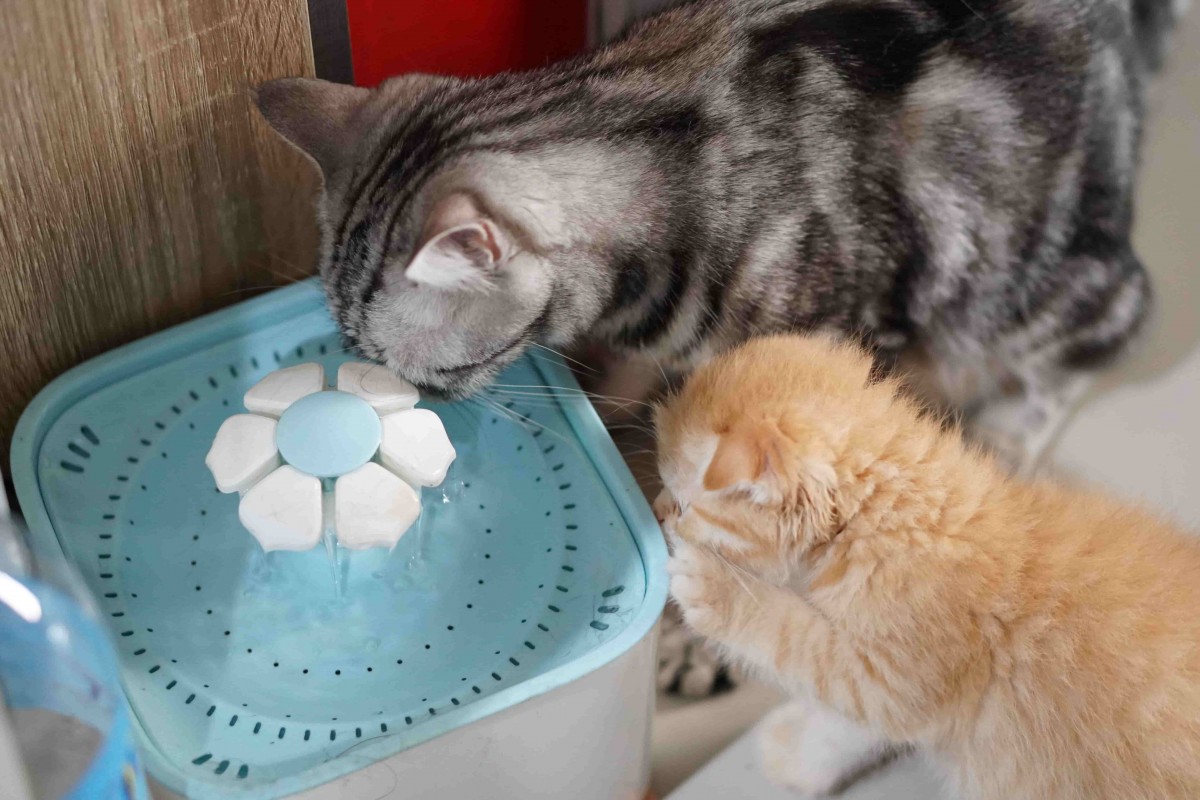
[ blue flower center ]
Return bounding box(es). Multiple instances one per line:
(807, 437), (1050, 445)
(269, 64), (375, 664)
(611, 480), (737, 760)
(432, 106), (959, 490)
(276, 391), (382, 478)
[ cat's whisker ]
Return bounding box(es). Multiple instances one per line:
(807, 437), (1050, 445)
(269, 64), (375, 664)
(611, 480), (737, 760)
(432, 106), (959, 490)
(710, 548), (761, 607)
(648, 352), (672, 389)
(265, 268), (307, 287)
(218, 285), (294, 298)
(528, 343), (602, 376)
(471, 394), (573, 446)
(487, 384), (656, 410)
(265, 251), (315, 278)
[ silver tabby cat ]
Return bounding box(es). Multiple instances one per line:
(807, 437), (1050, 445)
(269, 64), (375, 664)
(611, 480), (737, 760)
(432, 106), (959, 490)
(257, 0), (1181, 699)
(258, 0), (1176, 467)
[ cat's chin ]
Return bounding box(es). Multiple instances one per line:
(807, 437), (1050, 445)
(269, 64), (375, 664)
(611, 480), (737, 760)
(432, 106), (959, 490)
(409, 363), (508, 404)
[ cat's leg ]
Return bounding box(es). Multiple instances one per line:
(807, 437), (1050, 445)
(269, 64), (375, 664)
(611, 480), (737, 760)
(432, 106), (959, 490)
(950, 244), (1147, 474)
(760, 697), (898, 797)
(669, 541), (874, 714)
(653, 491), (739, 696)
(967, 367), (1095, 474)
(669, 542), (910, 779)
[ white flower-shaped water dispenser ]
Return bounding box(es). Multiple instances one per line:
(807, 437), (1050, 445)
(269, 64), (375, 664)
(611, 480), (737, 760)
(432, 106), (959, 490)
(205, 362), (455, 552)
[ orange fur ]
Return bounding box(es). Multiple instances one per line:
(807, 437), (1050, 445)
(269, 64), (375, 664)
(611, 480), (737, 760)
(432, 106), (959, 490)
(657, 334), (1200, 800)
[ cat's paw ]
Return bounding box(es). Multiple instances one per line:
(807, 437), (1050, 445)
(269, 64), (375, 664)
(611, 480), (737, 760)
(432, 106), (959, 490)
(967, 399), (1042, 474)
(759, 701), (897, 797)
(653, 489), (681, 528)
(667, 541), (733, 638)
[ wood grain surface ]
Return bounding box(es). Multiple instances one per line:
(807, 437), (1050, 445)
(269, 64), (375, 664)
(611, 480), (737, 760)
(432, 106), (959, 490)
(0, 0), (319, 474)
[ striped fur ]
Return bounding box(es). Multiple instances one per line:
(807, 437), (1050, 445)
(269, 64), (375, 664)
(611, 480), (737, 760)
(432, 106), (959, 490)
(257, 0), (1179, 454)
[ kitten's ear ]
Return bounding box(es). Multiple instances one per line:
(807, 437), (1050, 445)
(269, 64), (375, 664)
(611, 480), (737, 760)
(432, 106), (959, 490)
(254, 77), (370, 175)
(703, 423), (777, 493)
(404, 193), (514, 292)
(704, 422), (838, 535)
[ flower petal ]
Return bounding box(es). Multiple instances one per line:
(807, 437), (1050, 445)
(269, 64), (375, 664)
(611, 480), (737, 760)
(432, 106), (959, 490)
(379, 409), (456, 487)
(337, 362), (419, 414)
(334, 463), (420, 550)
(244, 363), (325, 418)
(238, 466), (324, 552)
(205, 414), (280, 493)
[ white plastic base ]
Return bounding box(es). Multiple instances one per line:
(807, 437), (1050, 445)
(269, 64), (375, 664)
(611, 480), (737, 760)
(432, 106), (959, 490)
(149, 622), (659, 800)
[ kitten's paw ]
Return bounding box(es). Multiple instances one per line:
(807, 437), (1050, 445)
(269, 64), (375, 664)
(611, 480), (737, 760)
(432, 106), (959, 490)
(667, 541), (731, 637)
(653, 489), (680, 528)
(759, 701), (896, 797)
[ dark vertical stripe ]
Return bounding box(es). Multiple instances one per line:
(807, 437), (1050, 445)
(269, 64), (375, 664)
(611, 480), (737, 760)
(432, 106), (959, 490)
(604, 253), (650, 314)
(747, 5), (937, 96)
(618, 252), (689, 347)
(307, 0), (355, 85)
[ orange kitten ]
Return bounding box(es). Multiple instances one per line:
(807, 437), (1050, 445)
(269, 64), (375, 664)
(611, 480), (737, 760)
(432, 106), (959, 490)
(655, 335), (1200, 800)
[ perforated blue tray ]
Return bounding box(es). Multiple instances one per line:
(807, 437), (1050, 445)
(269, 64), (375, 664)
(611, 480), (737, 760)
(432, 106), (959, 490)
(11, 280), (667, 799)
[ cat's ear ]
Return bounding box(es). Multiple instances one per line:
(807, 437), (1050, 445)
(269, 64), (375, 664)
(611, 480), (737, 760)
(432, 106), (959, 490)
(704, 422), (839, 536)
(254, 77), (370, 175)
(404, 193), (514, 292)
(703, 423), (777, 493)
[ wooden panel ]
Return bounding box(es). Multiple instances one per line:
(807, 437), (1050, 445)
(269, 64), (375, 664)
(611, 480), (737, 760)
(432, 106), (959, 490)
(0, 0), (318, 469)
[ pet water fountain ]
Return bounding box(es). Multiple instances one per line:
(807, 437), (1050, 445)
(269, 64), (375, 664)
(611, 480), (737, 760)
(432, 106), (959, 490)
(11, 280), (667, 800)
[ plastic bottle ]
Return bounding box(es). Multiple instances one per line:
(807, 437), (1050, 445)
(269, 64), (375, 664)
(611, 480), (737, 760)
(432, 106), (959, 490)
(0, 470), (148, 799)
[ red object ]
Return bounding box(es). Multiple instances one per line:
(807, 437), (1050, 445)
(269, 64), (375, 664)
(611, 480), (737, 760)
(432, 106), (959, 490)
(346, 1), (589, 87)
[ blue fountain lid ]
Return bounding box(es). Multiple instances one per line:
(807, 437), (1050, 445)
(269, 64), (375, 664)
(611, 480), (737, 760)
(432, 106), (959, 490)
(275, 391), (382, 479)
